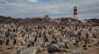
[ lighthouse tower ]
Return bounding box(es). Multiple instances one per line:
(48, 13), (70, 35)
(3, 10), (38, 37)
(74, 6), (78, 19)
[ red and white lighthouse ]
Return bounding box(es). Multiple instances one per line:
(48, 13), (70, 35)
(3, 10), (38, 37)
(74, 6), (78, 19)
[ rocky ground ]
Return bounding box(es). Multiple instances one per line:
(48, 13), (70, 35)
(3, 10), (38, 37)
(0, 23), (99, 54)
(0, 15), (99, 54)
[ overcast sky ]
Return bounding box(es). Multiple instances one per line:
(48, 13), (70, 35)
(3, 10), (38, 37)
(0, 0), (99, 20)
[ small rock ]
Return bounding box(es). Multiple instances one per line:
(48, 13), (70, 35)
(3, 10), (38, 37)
(17, 47), (40, 54)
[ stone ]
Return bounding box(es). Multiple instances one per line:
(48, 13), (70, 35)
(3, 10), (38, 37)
(17, 47), (40, 54)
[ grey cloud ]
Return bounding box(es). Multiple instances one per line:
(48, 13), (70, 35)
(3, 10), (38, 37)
(0, 0), (99, 20)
